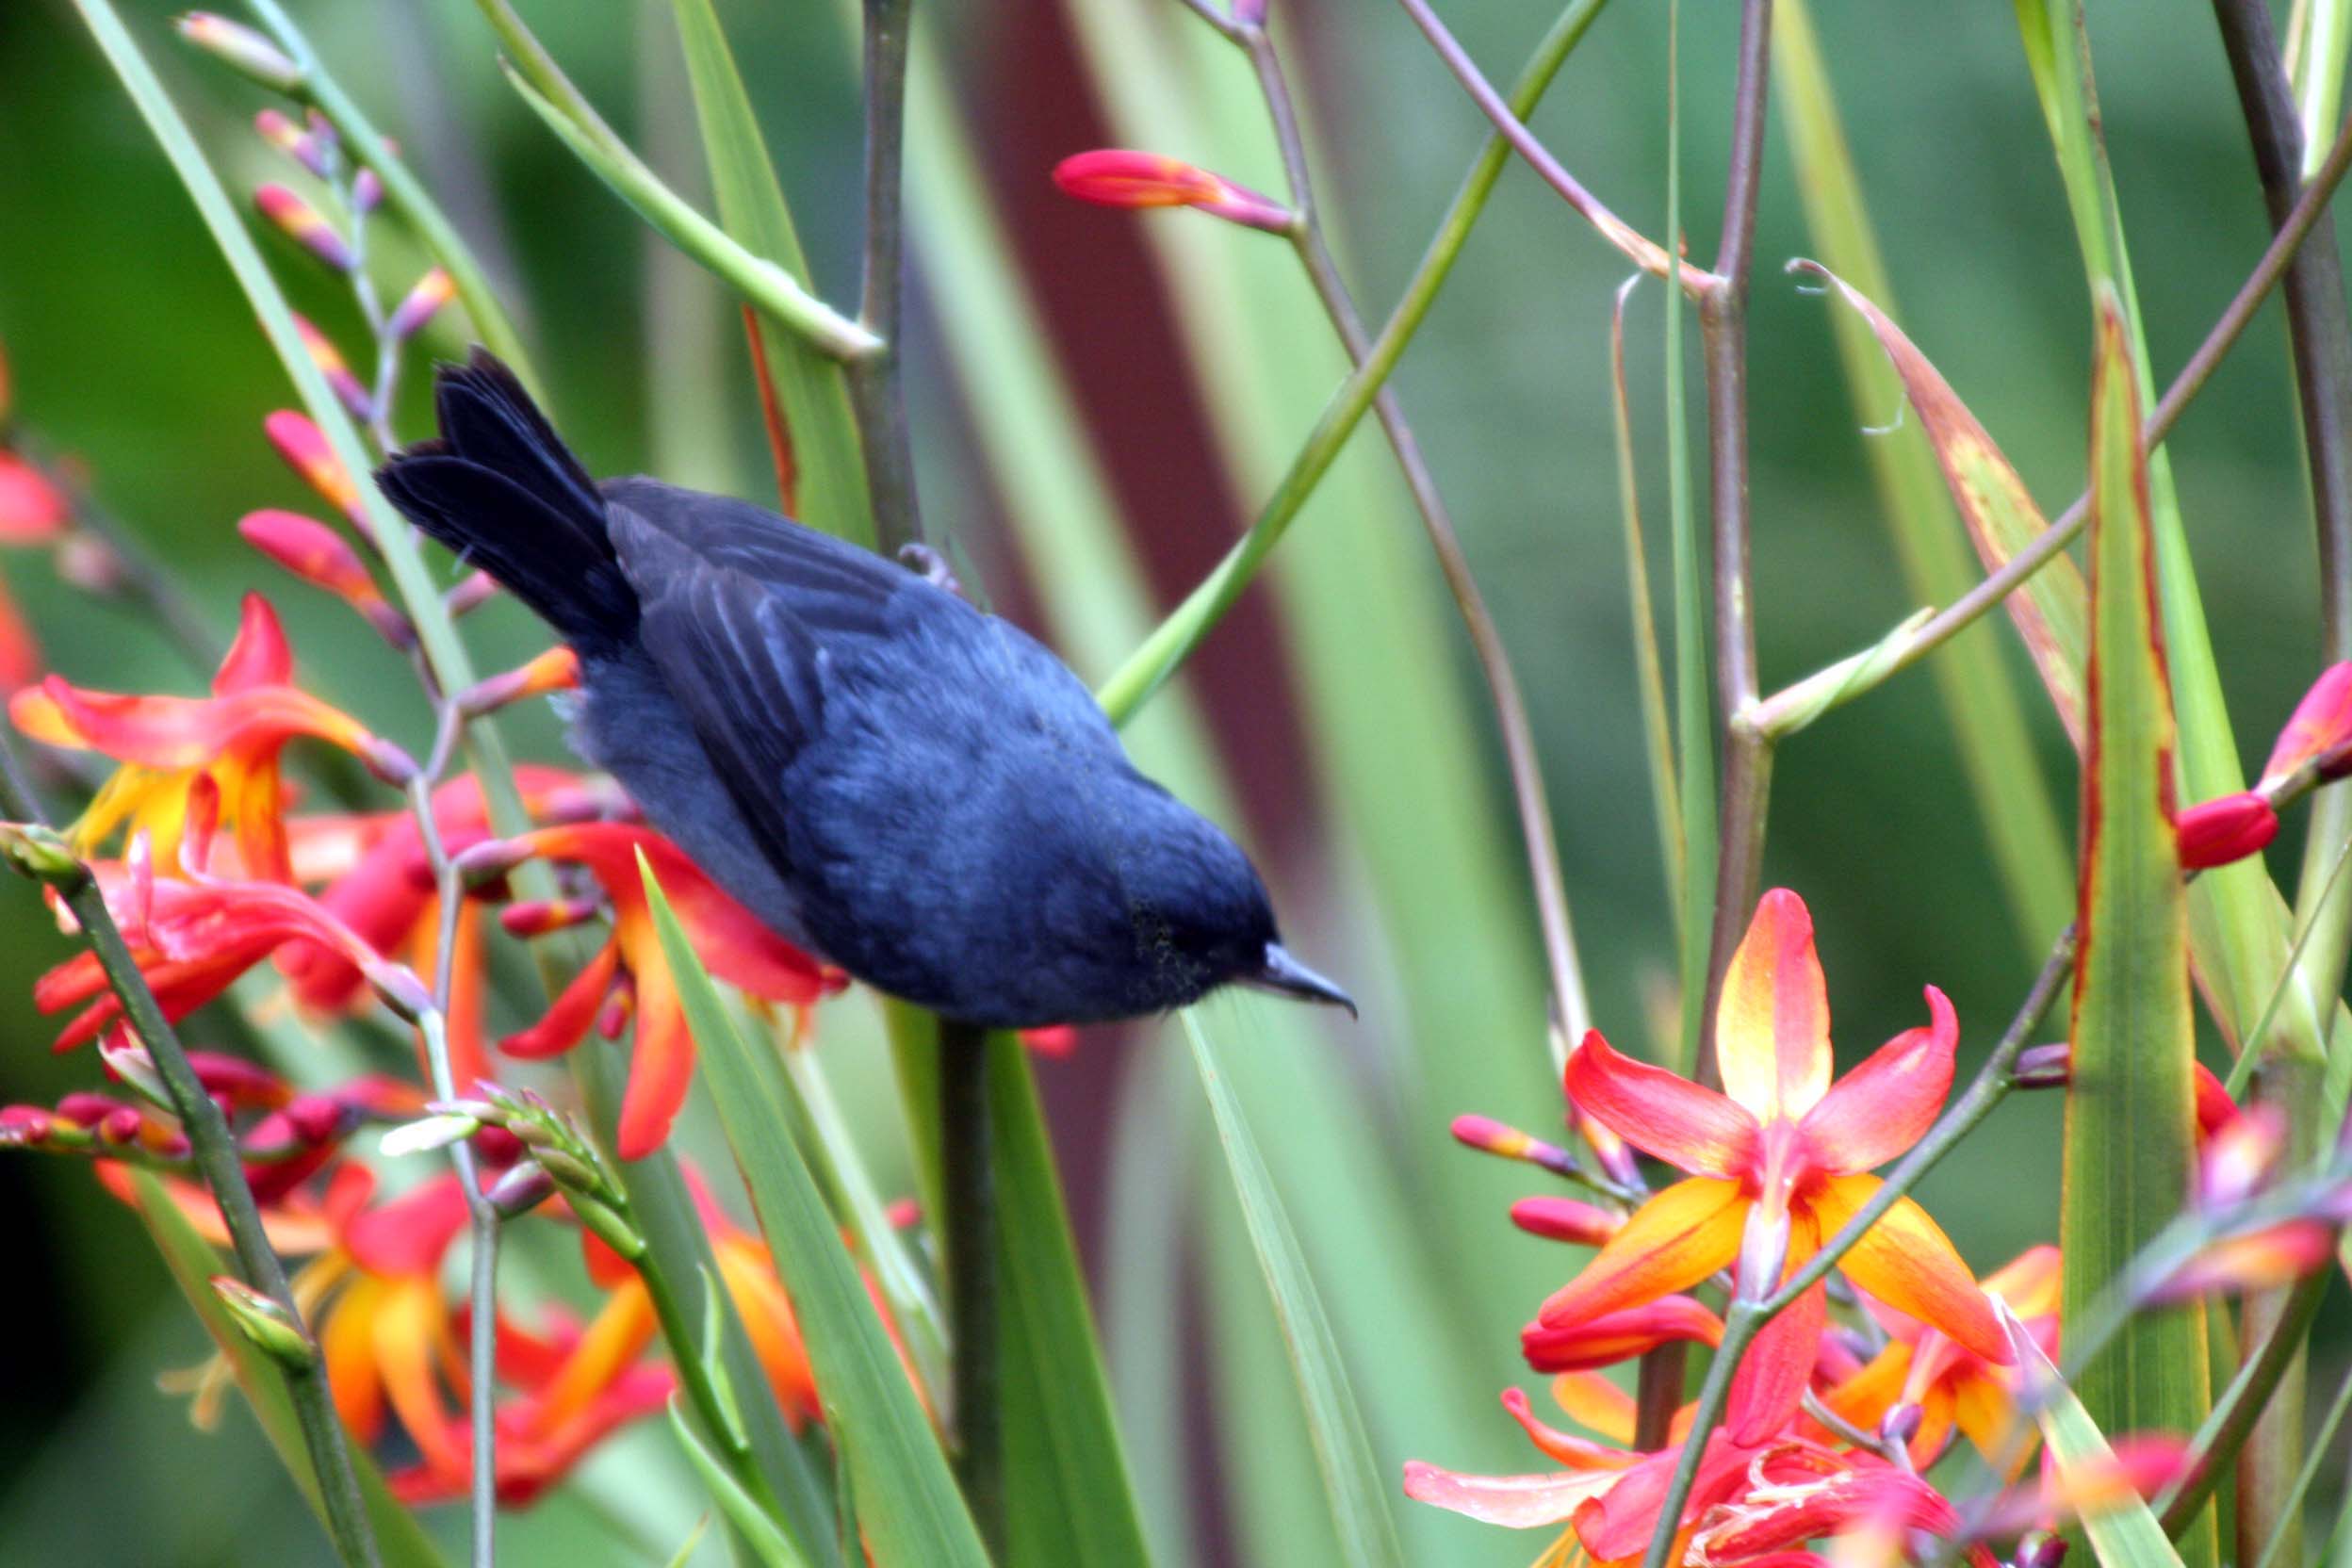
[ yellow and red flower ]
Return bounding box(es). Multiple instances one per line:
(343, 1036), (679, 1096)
(1822, 1244), (2060, 1468)
(490, 823), (842, 1158)
(1542, 889), (2005, 1442)
(11, 593), (410, 882)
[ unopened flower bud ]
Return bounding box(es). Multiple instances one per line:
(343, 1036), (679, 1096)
(499, 897), (602, 939)
(355, 736), (419, 787)
(1879, 1402), (1924, 1449)
(209, 1276), (318, 1368)
(1052, 150), (1297, 235)
(2263, 663), (2352, 790)
(380, 1110), (481, 1158)
(0, 1105), (53, 1145)
(1450, 1114), (1580, 1179)
(453, 838), (534, 887)
(97, 1037), (172, 1109)
(2142, 1220), (2332, 1306)
(57, 1091), (120, 1128)
(351, 168), (383, 217)
(1508, 1196), (1620, 1247)
(387, 269), (456, 342)
(262, 410), (361, 519)
(488, 1160), (557, 1218)
(535, 1147), (602, 1190)
(364, 960), (433, 1022)
(292, 317), (372, 422)
(2012, 1042), (2071, 1089)
(458, 645), (580, 717)
(254, 108), (330, 178)
(54, 531), (123, 594)
(1232, 0), (1267, 25)
(2175, 792), (2278, 870)
(2197, 1103), (2284, 1212)
(2014, 1531), (2066, 1568)
(886, 1197), (923, 1230)
(176, 14), (302, 92)
(0, 821), (82, 884)
(254, 185), (355, 273)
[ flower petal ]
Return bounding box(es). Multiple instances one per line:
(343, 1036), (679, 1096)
(1574, 1431), (1760, 1561)
(1402, 1462), (1617, 1528)
(1538, 1176), (1746, 1328)
(1501, 1387), (1639, 1470)
(1522, 1295), (1724, 1373)
(1717, 888), (1834, 1124)
(1564, 1030), (1759, 1177)
(1727, 1209), (1825, 1443)
(214, 593), (295, 694)
(499, 939), (620, 1060)
(1551, 1371), (1638, 1447)
(1796, 987), (1957, 1174)
(614, 919), (693, 1161)
(1809, 1173), (2006, 1364)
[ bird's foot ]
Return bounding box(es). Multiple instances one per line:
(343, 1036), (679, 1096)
(897, 542), (965, 599)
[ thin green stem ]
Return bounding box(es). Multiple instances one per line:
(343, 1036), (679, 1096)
(1219, 15), (1592, 1045)
(938, 1020), (1003, 1558)
(1609, 279), (1685, 928)
(1095, 0), (1615, 723)
(1636, 923), (2074, 1568)
(2158, 1268), (2332, 1535)
(0, 735), (382, 1568)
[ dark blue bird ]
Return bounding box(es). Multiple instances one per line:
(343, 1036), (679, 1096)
(376, 351), (1353, 1029)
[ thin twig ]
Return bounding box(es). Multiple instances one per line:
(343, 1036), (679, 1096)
(1636, 923), (2075, 1568)
(1693, 0), (1774, 1087)
(1391, 0), (1711, 294)
(1221, 20), (1591, 1043)
(1763, 100), (2352, 720)
(0, 735), (382, 1568)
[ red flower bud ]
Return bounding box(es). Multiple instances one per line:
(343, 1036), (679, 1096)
(263, 410), (362, 520)
(1508, 1196), (1620, 1247)
(254, 108), (330, 179)
(0, 454), (69, 546)
(1053, 150), (1295, 234)
(2175, 792), (2278, 870)
(2263, 663), (2352, 787)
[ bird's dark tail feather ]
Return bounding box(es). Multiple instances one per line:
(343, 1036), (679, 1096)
(375, 349), (638, 651)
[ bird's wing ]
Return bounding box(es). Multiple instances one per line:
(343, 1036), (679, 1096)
(603, 494), (866, 878)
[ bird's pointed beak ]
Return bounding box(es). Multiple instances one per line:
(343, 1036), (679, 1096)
(1240, 942), (1358, 1019)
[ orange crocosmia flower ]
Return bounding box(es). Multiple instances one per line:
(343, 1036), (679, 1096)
(10, 592), (407, 881)
(497, 824), (843, 1159)
(1544, 889), (2005, 1445)
(35, 839), (427, 1052)
(1824, 1245), (2059, 1469)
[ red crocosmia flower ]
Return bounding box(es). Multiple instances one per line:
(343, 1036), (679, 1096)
(10, 593), (410, 881)
(496, 824), (842, 1159)
(1521, 1295), (1723, 1374)
(278, 767), (589, 1088)
(1053, 149), (1295, 233)
(1687, 1445), (1989, 1568)
(35, 803), (428, 1051)
(2174, 792), (2278, 870)
(2262, 662), (2352, 786)
(1824, 1245), (2060, 1469)
(1544, 889), (2005, 1445)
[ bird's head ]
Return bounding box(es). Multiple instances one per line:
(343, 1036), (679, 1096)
(1117, 791), (1356, 1019)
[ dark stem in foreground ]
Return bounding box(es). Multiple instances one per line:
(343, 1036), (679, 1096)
(937, 1019), (1003, 1556)
(846, 0), (923, 556)
(0, 735), (382, 1568)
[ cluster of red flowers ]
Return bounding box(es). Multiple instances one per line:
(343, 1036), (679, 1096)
(1404, 887), (2337, 1568)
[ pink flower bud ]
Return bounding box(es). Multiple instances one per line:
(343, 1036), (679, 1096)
(357, 736), (420, 787)
(387, 268), (456, 342)
(1451, 1113), (1534, 1160)
(254, 108), (330, 179)
(292, 317), (372, 422)
(57, 1091), (122, 1128)
(2263, 663), (2352, 787)
(352, 168), (383, 217)
(2143, 1220), (2332, 1305)
(0, 1105), (54, 1144)
(176, 14), (302, 91)
(2013, 1042), (2071, 1088)
(263, 410), (362, 519)
(886, 1197), (923, 1230)
(1233, 0), (1268, 24)
(457, 645), (580, 717)
(488, 1159), (556, 1217)
(239, 509), (372, 598)
(1508, 1196), (1620, 1247)
(453, 838), (533, 885)
(499, 897), (602, 938)
(254, 185), (355, 272)
(2175, 792), (2278, 870)
(447, 569), (500, 616)
(1053, 150), (1296, 235)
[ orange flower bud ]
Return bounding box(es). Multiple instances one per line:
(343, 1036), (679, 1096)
(1053, 150), (1295, 234)
(2175, 792), (2278, 870)
(254, 184), (355, 272)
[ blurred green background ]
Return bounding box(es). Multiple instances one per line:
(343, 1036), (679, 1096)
(1, 0), (2346, 1561)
